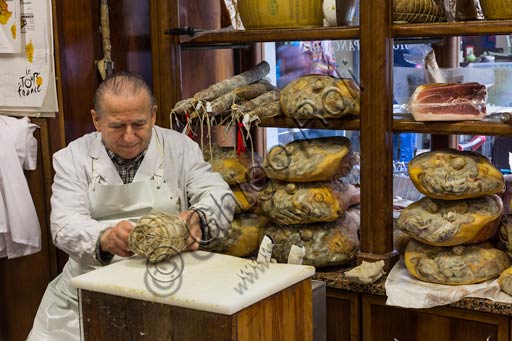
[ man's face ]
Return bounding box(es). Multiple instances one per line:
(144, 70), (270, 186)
(91, 90), (157, 160)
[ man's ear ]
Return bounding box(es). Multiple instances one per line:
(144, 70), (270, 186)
(151, 105), (157, 125)
(91, 109), (102, 131)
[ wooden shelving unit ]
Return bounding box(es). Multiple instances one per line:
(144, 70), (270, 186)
(151, 2), (512, 339)
(153, 0), (512, 273)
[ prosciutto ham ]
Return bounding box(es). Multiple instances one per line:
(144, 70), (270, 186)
(409, 82), (487, 121)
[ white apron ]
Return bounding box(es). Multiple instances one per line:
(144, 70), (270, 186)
(28, 141), (178, 341)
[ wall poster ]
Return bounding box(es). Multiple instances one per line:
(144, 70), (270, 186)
(0, 0), (58, 117)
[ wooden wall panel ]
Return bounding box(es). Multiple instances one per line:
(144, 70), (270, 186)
(326, 289), (360, 341)
(54, 0), (100, 141)
(179, 0), (233, 98)
(55, 0), (153, 143)
(151, 0), (234, 128)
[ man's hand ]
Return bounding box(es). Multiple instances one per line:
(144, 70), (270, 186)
(179, 210), (202, 251)
(100, 220), (134, 257)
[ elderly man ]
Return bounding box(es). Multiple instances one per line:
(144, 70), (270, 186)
(28, 72), (235, 340)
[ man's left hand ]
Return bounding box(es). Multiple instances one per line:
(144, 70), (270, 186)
(179, 210), (202, 251)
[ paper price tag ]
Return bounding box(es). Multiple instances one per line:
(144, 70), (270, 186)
(242, 113), (251, 132)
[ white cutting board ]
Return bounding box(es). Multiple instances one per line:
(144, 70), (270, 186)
(71, 251), (315, 315)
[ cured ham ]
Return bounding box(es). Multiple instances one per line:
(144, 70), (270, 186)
(409, 82), (487, 121)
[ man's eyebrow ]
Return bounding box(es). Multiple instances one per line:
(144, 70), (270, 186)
(109, 121), (124, 126)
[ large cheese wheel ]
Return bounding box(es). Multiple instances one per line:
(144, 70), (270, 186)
(498, 216), (512, 257)
(263, 136), (353, 182)
(408, 149), (505, 199)
(232, 184), (260, 214)
(213, 214), (267, 257)
(262, 208), (360, 267)
(203, 144), (263, 185)
(404, 239), (510, 285)
(259, 180), (349, 225)
(280, 75), (360, 119)
(498, 266), (512, 296)
(397, 195), (503, 246)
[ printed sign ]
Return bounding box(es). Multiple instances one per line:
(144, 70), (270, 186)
(0, 0), (57, 114)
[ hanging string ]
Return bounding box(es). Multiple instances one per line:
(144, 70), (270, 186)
(184, 112), (193, 139)
(169, 109), (184, 131)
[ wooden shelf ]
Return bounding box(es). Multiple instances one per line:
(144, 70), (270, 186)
(179, 26), (360, 45)
(393, 115), (512, 135)
(255, 115), (512, 135)
(393, 20), (512, 37)
(258, 116), (360, 130)
(176, 20), (512, 46)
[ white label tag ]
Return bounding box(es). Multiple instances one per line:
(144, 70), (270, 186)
(242, 113), (251, 132)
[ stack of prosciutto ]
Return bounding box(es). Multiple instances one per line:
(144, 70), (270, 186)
(408, 82), (487, 121)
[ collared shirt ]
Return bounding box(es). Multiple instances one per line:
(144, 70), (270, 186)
(105, 148), (146, 184)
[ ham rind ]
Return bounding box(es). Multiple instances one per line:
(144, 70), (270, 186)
(409, 82), (487, 121)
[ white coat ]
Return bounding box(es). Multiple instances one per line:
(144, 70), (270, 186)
(28, 126), (235, 340)
(0, 116), (40, 259)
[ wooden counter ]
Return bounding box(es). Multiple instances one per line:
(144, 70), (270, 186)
(314, 269), (512, 341)
(72, 251), (315, 340)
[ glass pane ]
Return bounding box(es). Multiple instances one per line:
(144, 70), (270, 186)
(264, 39), (361, 154)
(460, 34), (512, 173)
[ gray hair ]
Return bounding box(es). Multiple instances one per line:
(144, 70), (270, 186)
(93, 71), (155, 117)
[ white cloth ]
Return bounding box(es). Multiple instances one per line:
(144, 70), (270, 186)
(28, 126), (235, 340)
(385, 259), (512, 309)
(0, 116), (40, 258)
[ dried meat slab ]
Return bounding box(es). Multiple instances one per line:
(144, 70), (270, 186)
(405, 239), (510, 285)
(409, 149), (505, 199)
(397, 195), (503, 246)
(409, 82), (487, 121)
(263, 136), (353, 182)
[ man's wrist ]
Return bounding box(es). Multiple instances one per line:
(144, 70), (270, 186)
(192, 208), (210, 244)
(96, 228), (114, 265)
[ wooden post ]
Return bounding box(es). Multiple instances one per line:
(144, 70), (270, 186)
(358, 0), (399, 271)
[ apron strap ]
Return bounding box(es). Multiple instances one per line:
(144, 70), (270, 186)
(153, 130), (166, 189)
(90, 158), (101, 191)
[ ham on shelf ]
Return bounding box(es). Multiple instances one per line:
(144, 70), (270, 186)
(408, 82), (487, 121)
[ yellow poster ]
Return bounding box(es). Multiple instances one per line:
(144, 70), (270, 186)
(0, 0), (22, 53)
(0, 0), (57, 114)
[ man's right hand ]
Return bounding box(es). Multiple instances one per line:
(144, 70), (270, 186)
(99, 220), (134, 257)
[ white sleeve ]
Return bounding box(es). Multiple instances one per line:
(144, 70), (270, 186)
(50, 147), (107, 266)
(184, 141), (236, 243)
